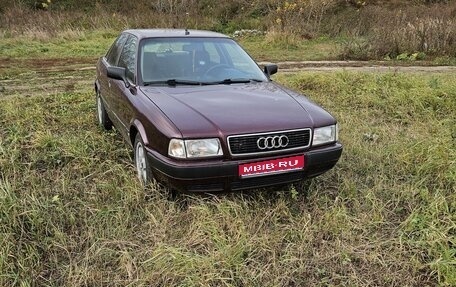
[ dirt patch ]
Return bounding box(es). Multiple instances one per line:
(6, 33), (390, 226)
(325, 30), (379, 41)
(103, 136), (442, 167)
(278, 65), (456, 73)
(258, 61), (456, 73)
(0, 60), (95, 97)
(0, 57), (96, 70)
(1, 57), (455, 98)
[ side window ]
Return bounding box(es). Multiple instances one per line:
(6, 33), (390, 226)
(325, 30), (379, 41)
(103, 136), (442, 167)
(118, 35), (138, 81)
(106, 34), (128, 65)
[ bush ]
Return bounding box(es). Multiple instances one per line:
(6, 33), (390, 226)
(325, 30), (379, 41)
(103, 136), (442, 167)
(1, 0), (456, 59)
(339, 37), (371, 60)
(268, 0), (339, 39)
(365, 4), (456, 58)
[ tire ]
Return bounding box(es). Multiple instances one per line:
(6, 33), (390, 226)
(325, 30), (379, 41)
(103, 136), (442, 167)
(134, 133), (154, 186)
(96, 90), (113, 130)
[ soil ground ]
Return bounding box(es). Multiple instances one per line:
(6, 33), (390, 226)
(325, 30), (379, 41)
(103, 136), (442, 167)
(1, 58), (455, 97)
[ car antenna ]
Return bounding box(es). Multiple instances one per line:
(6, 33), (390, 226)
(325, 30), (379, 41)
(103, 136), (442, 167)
(185, 12), (190, 35)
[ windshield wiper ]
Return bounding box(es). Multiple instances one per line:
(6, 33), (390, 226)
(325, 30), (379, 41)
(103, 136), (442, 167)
(144, 78), (264, 86)
(213, 78), (264, 85)
(144, 79), (205, 86)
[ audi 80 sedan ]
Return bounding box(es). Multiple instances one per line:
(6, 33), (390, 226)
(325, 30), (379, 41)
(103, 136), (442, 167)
(95, 29), (342, 192)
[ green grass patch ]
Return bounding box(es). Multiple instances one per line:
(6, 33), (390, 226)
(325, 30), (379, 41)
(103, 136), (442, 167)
(0, 30), (341, 62)
(1, 72), (455, 286)
(238, 35), (341, 62)
(3, 30), (456, 65)
(0, 30), (116, 59)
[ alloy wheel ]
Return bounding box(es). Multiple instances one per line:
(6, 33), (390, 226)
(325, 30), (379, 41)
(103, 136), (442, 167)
(135, 141), (148, 184)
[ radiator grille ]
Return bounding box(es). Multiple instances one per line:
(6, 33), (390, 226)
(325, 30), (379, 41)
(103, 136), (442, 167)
(228, 128), (311, 156)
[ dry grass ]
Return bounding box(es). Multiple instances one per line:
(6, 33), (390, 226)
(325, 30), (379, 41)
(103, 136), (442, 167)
(268, 0), (339, 39)
(338, 3), (456, 59)
(0, 4), (213, 38)
(0, 1), (455, 285)
(264, 30), (303, 49)
(1, 67), (455, 286)
(368, 5), (456, 58)
(1, 1), (456, 60)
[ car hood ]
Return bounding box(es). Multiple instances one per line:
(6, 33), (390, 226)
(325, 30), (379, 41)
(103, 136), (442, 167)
(140, 82), (327, 138)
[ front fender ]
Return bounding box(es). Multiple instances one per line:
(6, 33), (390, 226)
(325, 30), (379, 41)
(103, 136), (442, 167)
(130, 119), (149, 146)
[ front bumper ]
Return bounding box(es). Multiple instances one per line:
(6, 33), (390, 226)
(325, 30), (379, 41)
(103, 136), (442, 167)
(146, 143), (342, 192)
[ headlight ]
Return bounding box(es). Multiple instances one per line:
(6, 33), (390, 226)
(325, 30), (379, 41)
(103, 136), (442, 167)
(185, 138), (223, 158)
(312, 124), (338, 146)
(168, 138), (223, 158)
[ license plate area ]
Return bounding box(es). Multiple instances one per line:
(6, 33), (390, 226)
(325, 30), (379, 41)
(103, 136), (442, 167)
(238, 155), (304, 178)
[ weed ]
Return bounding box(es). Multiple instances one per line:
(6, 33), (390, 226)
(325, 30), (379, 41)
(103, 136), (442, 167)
(2, 2), (456, 61)
(239, 35), (341, 62)
(0, 71), (454, 285)
(0, 30), (342, 62)
(339, 36), (371, 60)
(264, 30), (302, 50)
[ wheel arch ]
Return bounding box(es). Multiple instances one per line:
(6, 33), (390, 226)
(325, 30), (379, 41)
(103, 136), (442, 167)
(94, 80), (100, 93)
(130, 119), (149, 147)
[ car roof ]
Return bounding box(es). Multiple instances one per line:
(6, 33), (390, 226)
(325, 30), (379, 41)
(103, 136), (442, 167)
(122, 29), (230, 40)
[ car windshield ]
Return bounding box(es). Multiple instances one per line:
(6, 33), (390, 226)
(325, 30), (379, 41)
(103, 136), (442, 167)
(139, 37), (268, 85)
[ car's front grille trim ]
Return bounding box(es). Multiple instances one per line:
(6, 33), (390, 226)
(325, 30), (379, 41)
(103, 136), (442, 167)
(227, 128), (312, 156)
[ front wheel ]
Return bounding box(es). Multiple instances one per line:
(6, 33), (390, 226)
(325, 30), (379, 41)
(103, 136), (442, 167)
(134, 134), (153, 186)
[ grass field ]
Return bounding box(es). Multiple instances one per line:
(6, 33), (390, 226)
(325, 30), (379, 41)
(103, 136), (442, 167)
(3, 30), (456, 67)
(0, 30), (343, 62)
(1, 66), (454, 286)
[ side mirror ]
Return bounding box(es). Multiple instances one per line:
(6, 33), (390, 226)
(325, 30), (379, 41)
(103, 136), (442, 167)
(264, 64), (278, 77)
(107, 66), (130, 87)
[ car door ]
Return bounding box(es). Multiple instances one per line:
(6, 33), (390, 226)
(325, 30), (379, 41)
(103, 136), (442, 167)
(99, 33), (128, 122)
(111, 34), (138, 141)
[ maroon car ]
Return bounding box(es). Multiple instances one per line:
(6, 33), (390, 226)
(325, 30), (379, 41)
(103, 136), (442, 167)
(95, 29), (342, 192)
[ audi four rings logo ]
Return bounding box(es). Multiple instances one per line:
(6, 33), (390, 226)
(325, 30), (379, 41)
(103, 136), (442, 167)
(257, 135), (289, 150)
